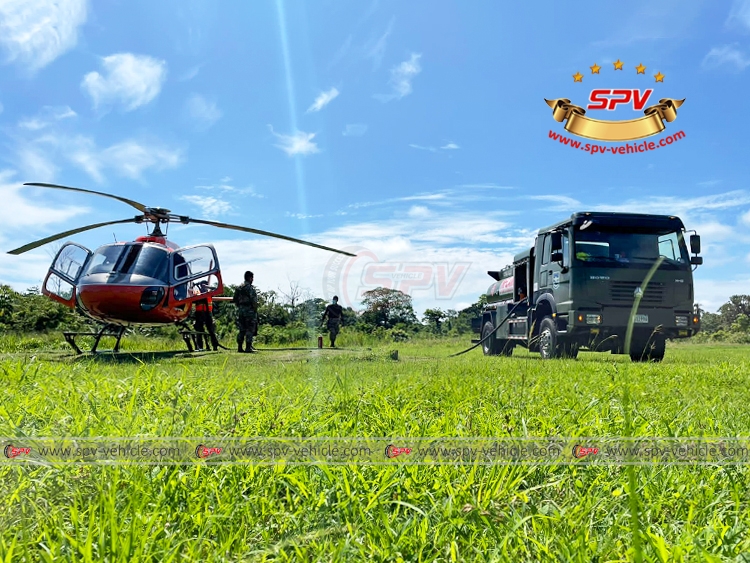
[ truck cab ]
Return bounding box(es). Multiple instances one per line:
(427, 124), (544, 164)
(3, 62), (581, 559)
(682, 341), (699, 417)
(474, 212), (703, 362)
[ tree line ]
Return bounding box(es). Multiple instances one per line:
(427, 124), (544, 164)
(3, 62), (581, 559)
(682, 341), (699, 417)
(0, 284), (486, 343)
(2, 283), (748, 345)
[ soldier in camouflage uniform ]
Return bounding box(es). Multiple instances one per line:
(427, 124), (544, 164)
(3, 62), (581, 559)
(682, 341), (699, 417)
(232, 271), (259, 353)
(321, 295), (344, 348)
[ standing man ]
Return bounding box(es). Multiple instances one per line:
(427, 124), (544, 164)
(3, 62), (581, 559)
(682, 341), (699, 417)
(321, 295), (344, 348)
(193, 280), (220, 351)
(233, 271), (258, 353)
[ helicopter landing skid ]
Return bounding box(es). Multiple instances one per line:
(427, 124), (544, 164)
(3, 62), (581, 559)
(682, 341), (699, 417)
(63, 324), (127, 354)
(177, 328), (231, 352)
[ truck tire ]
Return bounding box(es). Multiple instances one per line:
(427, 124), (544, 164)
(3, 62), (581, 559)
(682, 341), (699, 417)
(629, 336), (666, 362)
(560, 341), (579, 359)
(497, 339), (515, 357)
(481, 322), (500, 356)
(538, 317), (559, 360)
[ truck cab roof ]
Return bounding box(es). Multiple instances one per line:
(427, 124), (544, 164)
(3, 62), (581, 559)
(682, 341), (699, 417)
(538, 211), (686, 235)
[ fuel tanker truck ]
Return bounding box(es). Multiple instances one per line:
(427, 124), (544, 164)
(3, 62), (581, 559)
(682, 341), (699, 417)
(471, 212), (703, 362)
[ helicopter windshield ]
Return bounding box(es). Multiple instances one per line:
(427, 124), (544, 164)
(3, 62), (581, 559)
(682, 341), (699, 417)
(83, 244), (169, 282)
(83, 245), (123, 276)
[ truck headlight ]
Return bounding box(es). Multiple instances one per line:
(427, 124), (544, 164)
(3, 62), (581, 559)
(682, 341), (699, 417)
(675, 316), (688, 327)
(586, 314), (602, 325)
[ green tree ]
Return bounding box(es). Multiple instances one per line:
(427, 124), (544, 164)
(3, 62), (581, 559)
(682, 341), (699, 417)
(423, 308), (447, 332)
(719, 295), (750, 329)
(360, 287), (418, 330)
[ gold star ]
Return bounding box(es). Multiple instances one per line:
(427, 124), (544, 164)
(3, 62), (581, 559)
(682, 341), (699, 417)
(590, 63), (601, 74)
(613, 59), (624, 70)
(573, 71), (583, 82)
(654, 71), (665, 82)
(636, 63), (647, 74)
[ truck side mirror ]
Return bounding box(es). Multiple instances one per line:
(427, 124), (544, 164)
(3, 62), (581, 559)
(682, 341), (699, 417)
(551, 251), (563, 263)
(690, 234), (701, 255)
(550, 232), (562, 251)
(690, 256), (703, 265)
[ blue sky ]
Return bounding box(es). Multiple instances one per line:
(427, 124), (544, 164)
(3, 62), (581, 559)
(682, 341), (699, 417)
(1, 0), (749, 316)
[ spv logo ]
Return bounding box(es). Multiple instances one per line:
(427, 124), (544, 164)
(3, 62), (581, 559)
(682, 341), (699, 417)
(545, 59), (685, 146)
(322, 246), (471, 308)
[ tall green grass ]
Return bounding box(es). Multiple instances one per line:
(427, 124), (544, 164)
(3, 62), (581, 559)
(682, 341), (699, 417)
(2, 341), (750, 561)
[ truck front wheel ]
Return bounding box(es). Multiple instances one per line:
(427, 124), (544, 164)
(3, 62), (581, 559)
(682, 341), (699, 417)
(539, 317), (559, 360)
(629, 335), (666, 362)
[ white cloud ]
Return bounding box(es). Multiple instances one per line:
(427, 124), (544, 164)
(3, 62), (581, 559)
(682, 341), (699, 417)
(179, 65), (202, 81)
(375, 53), (422, 102)
(81, 53), (167, 111)
(18, 105), (77, 130)
(180, 195), (233, 219)
(702, 44), (750, 72)
(0, 170), (91, 230)
(457, 183), (514, 190)
(268, 125), (320, 157)
(366, 17), (394, 70)
(741, 209), (750, 227)
(184, 94), (222, 131)
(286, 212), (323, 219)
(329, 35), (353, 69)
(17, 145), (58, 182)
(101, 140), (183, 179)
(529, 194), (581, 212)
(0, 0), (87, 72)
(342, 123), (368, 137)
(306, 87), (339, 113)
(67, 137), (184, 182)
(409, 144), (437, 153)
(407, 205), (430, 218)
(195, 180), (264, 198)
(727, 0), (750, 31)
(410, 142), (460, 152)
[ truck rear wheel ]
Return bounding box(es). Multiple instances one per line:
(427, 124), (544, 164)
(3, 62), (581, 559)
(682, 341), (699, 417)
(629, 336), (666, 362)
(481, 322), (500, 356)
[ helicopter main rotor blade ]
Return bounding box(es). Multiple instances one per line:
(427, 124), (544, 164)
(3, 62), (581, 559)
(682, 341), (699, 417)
(186, 218), (356, 257)
(7, 218), (139, 255)
(23, 183), (149, 213)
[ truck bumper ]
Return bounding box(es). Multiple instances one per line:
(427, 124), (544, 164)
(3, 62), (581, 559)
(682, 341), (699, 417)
(566, 306), (700, 341)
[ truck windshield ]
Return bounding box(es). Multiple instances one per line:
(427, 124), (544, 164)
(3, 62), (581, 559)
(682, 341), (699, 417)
(573, 228), (690, 268)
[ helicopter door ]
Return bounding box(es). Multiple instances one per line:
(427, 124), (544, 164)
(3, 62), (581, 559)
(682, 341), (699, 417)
(170, 245), (223, 304)
(42, 242), (92, 308)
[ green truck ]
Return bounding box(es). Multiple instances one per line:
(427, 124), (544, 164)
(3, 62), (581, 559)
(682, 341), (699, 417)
(472, 212), (703, 362)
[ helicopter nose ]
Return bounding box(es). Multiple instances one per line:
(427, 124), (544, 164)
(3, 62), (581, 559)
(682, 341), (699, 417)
(78, 283), (167, 322)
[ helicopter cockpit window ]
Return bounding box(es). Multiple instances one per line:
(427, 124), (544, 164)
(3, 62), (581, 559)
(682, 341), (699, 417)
(128, 246), (169, 281)
(83, 245), (124, 276)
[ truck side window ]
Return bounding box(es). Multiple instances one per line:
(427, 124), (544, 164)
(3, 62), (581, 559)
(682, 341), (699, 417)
(541, 235), (551, 265)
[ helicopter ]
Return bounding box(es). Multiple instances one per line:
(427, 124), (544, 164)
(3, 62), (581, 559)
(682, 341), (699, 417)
(7, 182), (355, 353)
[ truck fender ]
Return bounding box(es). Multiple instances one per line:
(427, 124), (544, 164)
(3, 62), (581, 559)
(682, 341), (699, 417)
(532, 294), (557, 332)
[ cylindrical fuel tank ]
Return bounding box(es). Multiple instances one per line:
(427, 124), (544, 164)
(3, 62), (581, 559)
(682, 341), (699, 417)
(486, 274), (514, 303)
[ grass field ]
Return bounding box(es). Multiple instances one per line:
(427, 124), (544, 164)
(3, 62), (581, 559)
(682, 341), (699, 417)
(2, 336), (750, 562)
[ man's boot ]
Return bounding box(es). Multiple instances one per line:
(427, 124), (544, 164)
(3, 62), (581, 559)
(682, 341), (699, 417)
(237, 341), (244, 353)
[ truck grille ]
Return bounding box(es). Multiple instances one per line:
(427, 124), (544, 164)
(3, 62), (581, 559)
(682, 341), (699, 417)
(610, 281), (664, 304)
